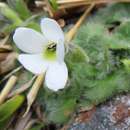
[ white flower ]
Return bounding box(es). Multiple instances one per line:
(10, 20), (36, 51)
(13, 18), (68, 91)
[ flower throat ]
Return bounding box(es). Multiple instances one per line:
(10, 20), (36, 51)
(43, 42), (57, 60)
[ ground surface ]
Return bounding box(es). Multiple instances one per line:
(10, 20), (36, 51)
(69, 94), (130, 130)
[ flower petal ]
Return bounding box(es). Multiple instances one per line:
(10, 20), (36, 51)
(13, 27), (48, 53)
(45, 62), (68, 91)
(18, 54), (49, 74)
(56, 40), (65, 62)
(41, 18), (64, 43)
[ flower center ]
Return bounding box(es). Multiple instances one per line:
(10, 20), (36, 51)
(43, 41), (57, 61)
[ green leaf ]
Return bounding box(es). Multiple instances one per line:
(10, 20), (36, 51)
(0, 2), (23, 34)
(0, 3), (40, 34)
(29, 123), (44, 130)
(114, 20), (130, 40)
(0, 95), (25, 129)
(122, 59), (130, 72)
(49, 0), (58, 10)
(83, 69), (130, 105)
(65, 44), (89, 65)
(45, 98), (76, 124)
(26, 21), (41, 32)
(0, 3), (22, 25)
(7, 0), (31, 20)
(105, 35), (130, 50)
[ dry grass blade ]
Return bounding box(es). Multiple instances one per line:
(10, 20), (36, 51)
(23, 119), (39, 130)
(35, 1), (44, 7)
(65, 4), (95, 42)
(34, 103), (45, 121)
(45, 0), (54, 17)
(59, 2), (88, 9)
(88, 0), (130, 4)
(14, 111), (32, 130)
(77, 0), (130, 5)
(0, 52), (9, 61)
(23, 74), (44, 117)
(36, 0), (87, 6)
(0, 45), (12, 52)
(58, 0), (87, 4)
(36, 0), (130, 10)
(0, 52), (18, 75)
(0, 75), (17, 105)
(0, 35), (9, 46)
(8, 76), (36, 98)
(0, 66), (23, 84)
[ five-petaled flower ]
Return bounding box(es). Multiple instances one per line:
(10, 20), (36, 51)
(13, 18), (68, 91)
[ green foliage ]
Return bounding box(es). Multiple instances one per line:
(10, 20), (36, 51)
(92, 3), (130, 25)
(0, 95), (25, 129)
(7, 0), (31, 20)
(0, 3), (22, 25)
(49, 0), (58, 10)
(114, 20), (130, 40)
(121, 59), (130, 73)
(65, 44), (89, 68)
(45, 98), (76, 123)
(29, 123), (44, 130)
(73, 3), (130, 107)
(84, 69), (130, 105)
(0, 2), (40, 34)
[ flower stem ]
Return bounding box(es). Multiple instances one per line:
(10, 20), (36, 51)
(0, 75), (17, 105)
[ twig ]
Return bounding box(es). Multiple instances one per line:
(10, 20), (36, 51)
(65, 4), (95, 42)
(23, 74), (44, 117)
(0, 75), (17, 105)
